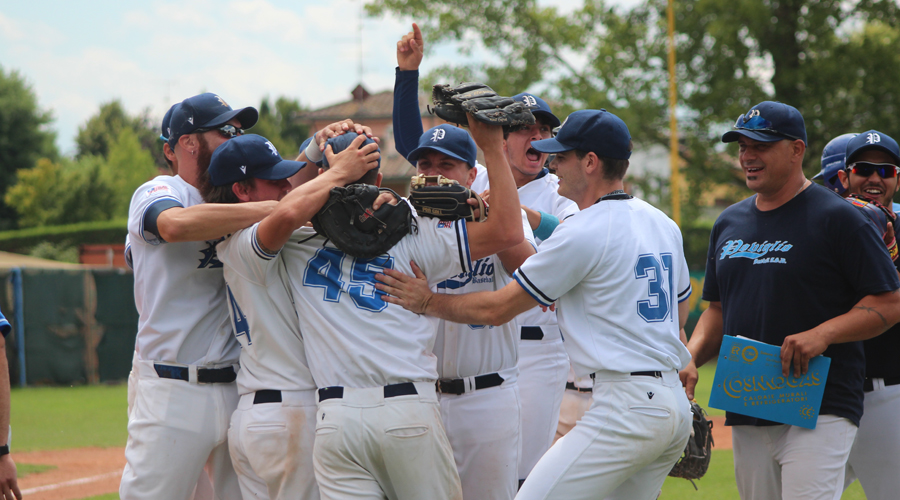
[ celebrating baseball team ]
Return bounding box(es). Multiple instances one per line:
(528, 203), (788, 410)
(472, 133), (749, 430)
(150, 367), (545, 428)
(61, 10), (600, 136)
(119, 20), (900, 500)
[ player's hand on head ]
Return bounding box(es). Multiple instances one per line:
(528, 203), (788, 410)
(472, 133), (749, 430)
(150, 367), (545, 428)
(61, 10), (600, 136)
(375, 261), (433, 314)
(372, 191), (399, 210)
(679, 360), (699, 400)
(324, 134), (380, 181)
(397, 22), (424, 71)
(466, 114), (503, 153)
(780, 330), (829, 378)
(317, 120), (377, 150)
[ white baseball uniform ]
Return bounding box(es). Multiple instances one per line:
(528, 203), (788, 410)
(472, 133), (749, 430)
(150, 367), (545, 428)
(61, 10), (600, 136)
(277, 213), (468, 500)
(121, 175), (241, 500)
(217, 224), (320, 500)
(473, 166), (578, 480)
(432, 210), (535, 500)
(513, 195), (693, 499)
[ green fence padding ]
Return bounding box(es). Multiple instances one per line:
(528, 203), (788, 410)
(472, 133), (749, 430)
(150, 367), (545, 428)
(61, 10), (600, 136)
(22, 270), (87, 385)
(93, 270), (137, 382)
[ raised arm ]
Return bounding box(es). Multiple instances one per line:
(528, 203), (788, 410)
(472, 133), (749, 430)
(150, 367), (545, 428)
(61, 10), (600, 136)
(464, 116), (524, 261)
(0, 333), (19, 500)
(257, 135), (381, 252)
(393, 23), (426, 161)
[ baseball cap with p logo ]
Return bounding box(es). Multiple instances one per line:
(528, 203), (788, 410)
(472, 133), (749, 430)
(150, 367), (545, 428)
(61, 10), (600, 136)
(722, 101), (807, 145)
(208, 134), (305, 187)
(406, 124), (478, 168)
(512, 93), (560, 128)
(845, 130), (900, 166)
(530, 109), (632, 160)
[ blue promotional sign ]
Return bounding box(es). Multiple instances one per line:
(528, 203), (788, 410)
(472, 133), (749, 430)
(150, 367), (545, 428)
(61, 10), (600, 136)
(709, 336), (830, 429)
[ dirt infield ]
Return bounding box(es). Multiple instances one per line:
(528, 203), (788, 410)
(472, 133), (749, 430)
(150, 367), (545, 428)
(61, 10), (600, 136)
(11, 419), (730, 500)
(17, 447), (124, 500)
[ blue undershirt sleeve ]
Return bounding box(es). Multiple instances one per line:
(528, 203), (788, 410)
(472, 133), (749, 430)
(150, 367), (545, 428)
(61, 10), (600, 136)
(393, 68), (425, 164)
(143, 198), (184, 243)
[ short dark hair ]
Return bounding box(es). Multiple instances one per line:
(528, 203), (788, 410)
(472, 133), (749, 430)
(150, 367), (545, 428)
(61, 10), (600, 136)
(502, 116), (552, 140)
(321, 164), (380, 186)
(574, 148), (631, 181)
(201, 178), (255, 204)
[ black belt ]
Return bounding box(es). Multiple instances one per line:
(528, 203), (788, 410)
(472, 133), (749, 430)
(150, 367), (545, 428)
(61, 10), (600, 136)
(521, 326), (543, 340)
(154, 364), (236, 384)
(864, 376), (900, 392)
(253, 390), (282, 404)
(318, 382), (418, 402)
(566, 382), (592, 393)
(590, 371), (662, 380)
(438, 373), (504, 395)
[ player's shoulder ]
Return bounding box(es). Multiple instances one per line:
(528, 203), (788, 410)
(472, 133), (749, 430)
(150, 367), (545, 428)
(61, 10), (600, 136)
(130, 175), (188, 206)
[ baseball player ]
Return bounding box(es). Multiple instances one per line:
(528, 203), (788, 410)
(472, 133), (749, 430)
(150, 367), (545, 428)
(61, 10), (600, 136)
(122, 92), (270, 500)
(377, 109), (694, 499)
(205, 133), (379, 500)
(681, 102), (900, 500)
(253, 115), (523, 500)
(829, 130), (900, 500)
(0, 307), (20, 500)
(394, 24), (576, 483)
(394, 29), (536, 500)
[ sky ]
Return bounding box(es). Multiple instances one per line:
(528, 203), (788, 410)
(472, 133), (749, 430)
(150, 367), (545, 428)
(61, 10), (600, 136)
(0, 0), (639, 156)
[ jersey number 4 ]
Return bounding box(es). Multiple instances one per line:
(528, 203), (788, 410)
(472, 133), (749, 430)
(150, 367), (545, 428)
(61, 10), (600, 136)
(634, 253), (674, 323)
(303, 248), (395, 313)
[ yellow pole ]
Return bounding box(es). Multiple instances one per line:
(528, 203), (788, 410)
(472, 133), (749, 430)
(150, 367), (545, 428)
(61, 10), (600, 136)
(667, 0), (681, 226)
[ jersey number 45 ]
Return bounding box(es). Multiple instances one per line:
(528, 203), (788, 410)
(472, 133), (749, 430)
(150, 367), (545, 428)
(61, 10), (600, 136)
(303, 248), (395, 313)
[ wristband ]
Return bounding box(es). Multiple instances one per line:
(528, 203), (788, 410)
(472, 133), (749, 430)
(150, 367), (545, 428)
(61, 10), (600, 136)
(305, 133), (324, 163)
(533, 211), (560, 241)
(0, 445), (9, 456)
(887, 235), (899, 262)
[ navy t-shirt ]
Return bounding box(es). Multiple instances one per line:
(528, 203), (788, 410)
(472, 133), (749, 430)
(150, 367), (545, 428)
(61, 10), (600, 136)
(702, 183), (900, 426)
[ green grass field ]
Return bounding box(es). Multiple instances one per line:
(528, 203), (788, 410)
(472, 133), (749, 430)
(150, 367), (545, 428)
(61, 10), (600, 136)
(9, 369), (868, 499)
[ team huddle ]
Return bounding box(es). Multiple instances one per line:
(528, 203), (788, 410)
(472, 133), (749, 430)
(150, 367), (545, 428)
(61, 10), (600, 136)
(121, 23), (900, 500)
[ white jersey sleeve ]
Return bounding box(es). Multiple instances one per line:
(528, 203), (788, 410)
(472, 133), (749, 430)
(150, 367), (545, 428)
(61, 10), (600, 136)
(405, 216), (474, 285)
(216, 223), (281, 286)
(128, 177), (186, 246)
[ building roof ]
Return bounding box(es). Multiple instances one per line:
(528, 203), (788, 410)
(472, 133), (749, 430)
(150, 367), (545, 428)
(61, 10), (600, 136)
(300, 84), (431, 121)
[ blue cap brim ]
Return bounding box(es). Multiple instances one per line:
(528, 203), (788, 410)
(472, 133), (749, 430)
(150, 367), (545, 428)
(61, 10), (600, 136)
(812, 171), (824, 180)
(531, 137), (573, 154)
(533, 111), (561, 129)
(407, 145), (469, 165)
(254, 159), (306, 181)
(722, 129), (785, 143)
(202, 107), (260, 130)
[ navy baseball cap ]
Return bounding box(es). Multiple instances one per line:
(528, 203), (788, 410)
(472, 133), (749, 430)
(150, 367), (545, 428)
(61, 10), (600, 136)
(531, 109), (632, 160)
(168, 93), (259, 148)
(159, 104), (178, 142)
(813, 133), (856, 194)
(407, 124), (478, 167)
(208, 134), (305, 186)
(319, 132), (381, 170)
(845, 130), (900, 166)
(513, 93), (560, 128)
(722, 101), (807, 145)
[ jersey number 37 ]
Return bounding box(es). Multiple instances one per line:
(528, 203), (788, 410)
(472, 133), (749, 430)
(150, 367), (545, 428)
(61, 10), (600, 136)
(634, 253), (674, 323)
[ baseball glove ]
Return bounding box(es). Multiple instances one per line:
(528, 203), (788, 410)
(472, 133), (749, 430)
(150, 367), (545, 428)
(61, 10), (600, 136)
(847, 193), (899, 262)
(668, 400), (714, 489)
(311, 184), (412, 259)
(408, 174), (488, 222)
(430, 82), (535, 127)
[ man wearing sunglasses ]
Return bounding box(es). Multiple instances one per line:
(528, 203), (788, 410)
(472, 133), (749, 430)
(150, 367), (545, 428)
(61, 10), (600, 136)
(681, 101), (900, 500)
(123, 92), (270, 500)
(831, 130), (900, 500)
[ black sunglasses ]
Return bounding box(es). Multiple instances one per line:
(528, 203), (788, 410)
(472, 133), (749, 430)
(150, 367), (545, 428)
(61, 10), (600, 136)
(194, 124), (243, 138)
(846, 161), (899, 179)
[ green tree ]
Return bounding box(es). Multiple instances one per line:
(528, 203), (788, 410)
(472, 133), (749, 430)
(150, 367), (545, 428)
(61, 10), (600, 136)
(250, 97), (310, 158)
(4, 157), (117, 228)
(0, 66), (58, 229)
(101, 127), (159, 217)
(75, 100), (166, 170)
